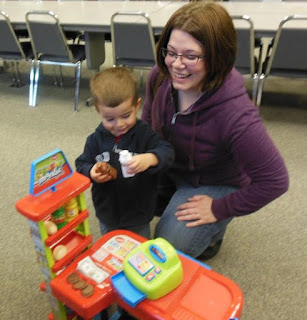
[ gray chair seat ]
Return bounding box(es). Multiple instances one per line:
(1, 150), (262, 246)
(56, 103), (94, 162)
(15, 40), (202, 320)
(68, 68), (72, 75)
(0, 41), (33, 60)
(39, 44), (85, 63)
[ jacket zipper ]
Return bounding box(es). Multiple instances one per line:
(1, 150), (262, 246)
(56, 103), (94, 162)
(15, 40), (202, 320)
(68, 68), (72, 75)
(171, 109), (192, 125)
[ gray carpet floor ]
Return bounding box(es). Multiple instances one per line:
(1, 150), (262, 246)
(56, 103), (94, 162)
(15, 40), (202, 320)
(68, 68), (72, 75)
(1, 43), (306, 319)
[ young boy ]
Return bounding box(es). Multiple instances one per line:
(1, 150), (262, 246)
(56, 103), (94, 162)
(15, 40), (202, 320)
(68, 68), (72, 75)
(75, 67), (174, 239)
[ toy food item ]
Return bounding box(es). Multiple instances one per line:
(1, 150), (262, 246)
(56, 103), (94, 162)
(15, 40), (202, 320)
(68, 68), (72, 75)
(44, 220), (58, 235)
(51, 207), (67, 229)
(82, 284), (95, 297)
(67, 272), (80, 284)
(119, 150), (134, 178)
(73, 279), (87, 290)
(64, 198), (79, 222)
(53, 245), (68, 261)
(95, 162), (117, 179)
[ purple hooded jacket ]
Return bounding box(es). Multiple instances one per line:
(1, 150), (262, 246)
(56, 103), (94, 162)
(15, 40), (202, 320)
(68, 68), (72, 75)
(142, 66), (289, 220)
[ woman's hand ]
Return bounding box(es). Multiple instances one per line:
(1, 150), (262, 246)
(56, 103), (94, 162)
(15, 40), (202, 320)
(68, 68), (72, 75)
(90, 163), (113, 183)
(175, 195), (217, 227)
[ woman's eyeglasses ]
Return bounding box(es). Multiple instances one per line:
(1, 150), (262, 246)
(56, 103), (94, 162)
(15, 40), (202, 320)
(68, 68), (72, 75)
(161, 48), (205, 66)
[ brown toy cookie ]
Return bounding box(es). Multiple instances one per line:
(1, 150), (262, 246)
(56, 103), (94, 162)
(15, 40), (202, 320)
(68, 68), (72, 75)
(95, 162), (117, 179)
(67, 272), (80, 284)
(73, 279), (88, 290)
(82, 284), (95, 297)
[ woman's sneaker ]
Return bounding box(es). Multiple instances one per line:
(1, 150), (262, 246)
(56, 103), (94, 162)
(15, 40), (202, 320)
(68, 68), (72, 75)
(197, 239), (223, 260)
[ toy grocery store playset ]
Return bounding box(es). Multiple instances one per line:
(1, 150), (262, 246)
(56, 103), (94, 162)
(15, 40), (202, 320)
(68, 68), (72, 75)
(16, 149), (244, 320)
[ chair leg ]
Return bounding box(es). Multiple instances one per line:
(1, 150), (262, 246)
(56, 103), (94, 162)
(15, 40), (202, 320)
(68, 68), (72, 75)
(31, 60), (41, 107)
(15, 61), (25, 88)
(256, 74), (265, 107)
(58, 66), (64, 86)
(251, 74), (259, 105)
(29, 59), (36, 106)
(9, 61), (17, 87)
(86, 97), (93, 107)
(74, 62), (82, 112)
(1, 61), (9, 72)
(14, 62), (21, 87)
(52, 65), (58, 86)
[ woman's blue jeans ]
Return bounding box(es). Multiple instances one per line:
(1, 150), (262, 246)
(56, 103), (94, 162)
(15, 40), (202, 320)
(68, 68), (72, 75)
(154, 184), (237, 258)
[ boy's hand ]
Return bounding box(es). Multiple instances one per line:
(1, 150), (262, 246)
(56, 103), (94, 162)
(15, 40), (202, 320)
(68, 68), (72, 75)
(125, 153), (158, 174)
(90, 163), (115, 183)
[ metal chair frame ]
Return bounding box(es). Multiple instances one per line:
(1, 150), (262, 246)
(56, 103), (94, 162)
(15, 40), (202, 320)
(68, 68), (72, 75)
(232, 15), (263, 104)
(26, 10), (84, 111)
(0, 11), (32, 87)
(110, 11), (157, 85)
(256, 15), (307, 106)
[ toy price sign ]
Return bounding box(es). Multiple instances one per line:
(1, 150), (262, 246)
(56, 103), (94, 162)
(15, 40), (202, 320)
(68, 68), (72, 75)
(29, 149), (73, 196)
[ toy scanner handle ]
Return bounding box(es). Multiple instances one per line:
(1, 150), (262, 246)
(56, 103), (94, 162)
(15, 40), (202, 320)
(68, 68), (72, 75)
(149, 245), (166, 263)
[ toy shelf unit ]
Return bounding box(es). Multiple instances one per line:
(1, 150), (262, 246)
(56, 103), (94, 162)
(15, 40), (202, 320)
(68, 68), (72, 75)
(15, 149), (92, 320)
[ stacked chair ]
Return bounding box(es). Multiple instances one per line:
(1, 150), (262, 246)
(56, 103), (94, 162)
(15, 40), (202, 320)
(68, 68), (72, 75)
(25, 10), (86, 111)
(0, 11), (33, 88)
(232, 15), (264, 104)
(110, 11), (157, 86)
(256, 15), (307, 106)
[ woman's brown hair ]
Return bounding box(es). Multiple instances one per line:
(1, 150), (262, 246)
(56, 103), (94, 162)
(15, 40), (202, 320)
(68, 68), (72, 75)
(156, 2), (237, 94)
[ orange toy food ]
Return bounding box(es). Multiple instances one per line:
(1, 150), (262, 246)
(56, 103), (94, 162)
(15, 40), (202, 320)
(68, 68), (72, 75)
(95, 162), (117, 180)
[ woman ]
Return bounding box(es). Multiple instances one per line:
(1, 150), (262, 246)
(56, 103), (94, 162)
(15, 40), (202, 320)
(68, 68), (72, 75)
(141, 2), (289, 259)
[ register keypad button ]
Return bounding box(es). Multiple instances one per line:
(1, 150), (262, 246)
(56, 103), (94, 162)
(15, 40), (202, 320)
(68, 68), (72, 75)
(154, 267), (161, 274)
(146, 272), (156, 281)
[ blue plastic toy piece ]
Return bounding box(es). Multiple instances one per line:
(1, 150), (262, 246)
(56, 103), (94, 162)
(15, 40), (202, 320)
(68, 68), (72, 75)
(111, 271), (146, 307)
(29, 149), (73, 196)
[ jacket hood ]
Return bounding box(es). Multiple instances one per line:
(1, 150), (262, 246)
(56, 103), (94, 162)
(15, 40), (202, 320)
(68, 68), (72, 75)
(187, 69), (252, 175)
(191, 68), (248, 113)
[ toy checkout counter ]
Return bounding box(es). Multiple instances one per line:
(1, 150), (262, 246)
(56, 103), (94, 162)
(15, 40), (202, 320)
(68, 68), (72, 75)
(51, 230), (243, 320)
(15, 150), (243, 320)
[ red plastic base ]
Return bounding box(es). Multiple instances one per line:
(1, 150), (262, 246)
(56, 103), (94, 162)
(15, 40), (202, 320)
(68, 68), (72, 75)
(51, 230), (243, 320)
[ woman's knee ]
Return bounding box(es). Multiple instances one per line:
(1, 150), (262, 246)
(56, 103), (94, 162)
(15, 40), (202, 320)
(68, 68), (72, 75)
(154, 185), (235, 256)
(155, 216), (232, 257)
(155, 220), (208, 256)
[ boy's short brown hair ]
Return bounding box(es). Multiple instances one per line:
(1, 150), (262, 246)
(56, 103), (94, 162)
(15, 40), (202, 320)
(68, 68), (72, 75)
(90, 67), (139, 108)
(156, 2), (237, 94)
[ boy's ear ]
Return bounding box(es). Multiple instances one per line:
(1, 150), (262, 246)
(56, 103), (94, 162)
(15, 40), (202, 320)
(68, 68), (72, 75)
(136, 98), (142, 111)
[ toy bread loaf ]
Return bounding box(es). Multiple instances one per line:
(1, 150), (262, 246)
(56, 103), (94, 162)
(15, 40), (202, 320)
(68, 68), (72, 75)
(95, 162), (117, 179)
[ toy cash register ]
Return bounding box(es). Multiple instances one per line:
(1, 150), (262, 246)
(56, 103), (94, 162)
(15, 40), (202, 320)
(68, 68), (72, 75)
(111, 238), (183, 306)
